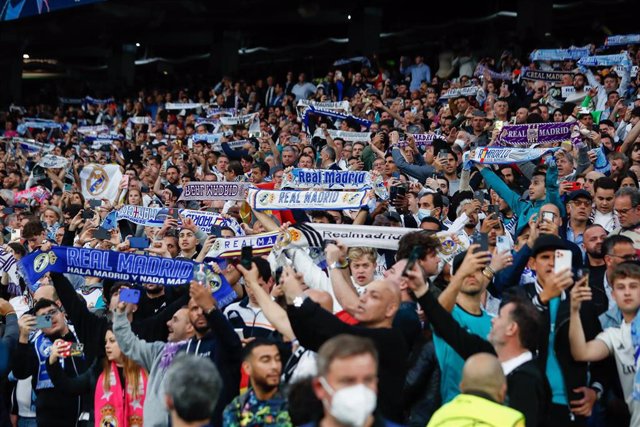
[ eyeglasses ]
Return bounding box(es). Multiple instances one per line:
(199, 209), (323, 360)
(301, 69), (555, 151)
(615, 208), (633, 215)
(607, 254), (639, 261)
(571, 200), (591, 207)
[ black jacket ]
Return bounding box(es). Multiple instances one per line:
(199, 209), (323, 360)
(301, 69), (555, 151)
(287, 298), (408, 423)
(51, 273), (189, 362)
(524, 283), (604, 420)
(417, 290), (550, 427)
(184, 306), (242, 427)
(13, 331), (91, 427)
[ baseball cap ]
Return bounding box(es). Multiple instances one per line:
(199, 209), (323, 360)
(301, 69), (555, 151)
(566, 189), (592, 202)
(531, 234), (566, 257)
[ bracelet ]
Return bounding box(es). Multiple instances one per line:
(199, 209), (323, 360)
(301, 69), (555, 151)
(485, 266), (496, 275)
(481, 269), (494, 280)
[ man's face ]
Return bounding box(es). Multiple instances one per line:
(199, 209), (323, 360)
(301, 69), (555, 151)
(612, 277), (640, 315)
(384, 157), (397, 176)
(494, 101), (508, 116)
(605, 243), (638, 270)
(471, 117), (486, 132)
(456, 98), (469, 112)
(188, 298), (209, 333)
(515, 108), (528, 124)
(573, 75), (585, 90)
(615, 195), (640, 228)
(444, 154), (456, 175)
(501, 168), (514, 184)
(27, 231), (46, 251)
(531, 250), (555, 284)
(350, 257), (376, 286)
(244, 344), (282, 391)
(610, 159), (625, 178)
(488, 302), (517, 348)
(251, 167), (266, 184)
(216, 157), (229, 172)
(569, 197), (592, 222)
(556, 155), (572, 176)
(166, 168), (179, 184)
(282, 150), (296, 166)
(419, 249), (441, 276)
(353, 144), (364, 158)
(298, 155), (314, 169)
(528, 175), (546, 201)
(166, 308), (194, 342)
(594, 188), (615, 213)
(583, 226), (607, 258)
(314, 353), (378, 415)
(353, 281), (396, 325)
(36, 305), (66, 337)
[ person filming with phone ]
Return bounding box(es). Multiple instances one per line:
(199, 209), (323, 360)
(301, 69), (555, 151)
(13, 299), (92, 427)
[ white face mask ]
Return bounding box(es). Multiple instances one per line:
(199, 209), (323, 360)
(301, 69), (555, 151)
(319, 377), (377, 427)
(418, 208), (432, 221)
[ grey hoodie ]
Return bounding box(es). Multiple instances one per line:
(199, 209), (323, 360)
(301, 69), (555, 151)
(113, 311), (184, 427)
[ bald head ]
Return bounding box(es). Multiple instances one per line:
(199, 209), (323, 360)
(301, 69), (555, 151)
(34, 285), (59, 306)
(354, 279), (401, 328)
(305, 288), (334, 312)
(460, 353), (506, 403)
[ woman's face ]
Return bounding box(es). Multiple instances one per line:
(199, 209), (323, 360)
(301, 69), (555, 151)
(620, 176), (637, 189)
(43, 209), (58, 226)
(128, 190), (142, 206)
(553, 111), (563, 122)
(72, 193), (83, 205)
(105, 330), (123, 362)
(632, 145), (640, 163)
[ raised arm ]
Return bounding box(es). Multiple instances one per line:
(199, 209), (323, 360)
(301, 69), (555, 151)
(113, 309), (165, 371)
(237, 263), (295, 341)
(568, 281), (610, 362)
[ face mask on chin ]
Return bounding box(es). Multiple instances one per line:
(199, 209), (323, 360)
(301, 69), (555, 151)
(319, 377), (377, 427)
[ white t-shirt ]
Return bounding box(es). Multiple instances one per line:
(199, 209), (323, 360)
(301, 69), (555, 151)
(596, 322), (640, 426)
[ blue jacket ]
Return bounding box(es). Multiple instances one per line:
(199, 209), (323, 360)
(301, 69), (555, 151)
(480, 161), (564, 235)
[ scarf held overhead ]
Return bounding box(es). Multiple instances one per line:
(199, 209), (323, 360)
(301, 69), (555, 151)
(18, 247), (237, 307)
(179, 182), (252, 201)
(470, 147), (561, 165)
(248, 188), (368, 211)
(496, 122), (580, 147)
(284, 223), (412, 251)
(205, 231), (279, 259)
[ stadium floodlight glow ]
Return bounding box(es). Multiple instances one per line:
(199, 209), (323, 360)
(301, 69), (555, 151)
(136, 43), (141, 47)
(347, 14), (351, 20)
(23, 53), (30, 59)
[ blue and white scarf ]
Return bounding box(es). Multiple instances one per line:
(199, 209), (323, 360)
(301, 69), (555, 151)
(248, 188), (368, 211)
(470, 147), (560, 165)
(521, 69), (574, 83)
(605, 34), (640, 47)
(205, 231), (280, 259)
(439, 86), (481, 99)
(179, 182), (251, 201)
(474, 64), (511, 81)
(164, 102), (204, 110)
(302, 106), (372, 131)
(191, 133), (223, 144)
(578, 52), (631, 67)
(77, 125), (109, 136)
(12, 138), (54, 154)
(530, 48), (590, 61)
(312, 128), (371, 143)
(104, 205), (244, 236)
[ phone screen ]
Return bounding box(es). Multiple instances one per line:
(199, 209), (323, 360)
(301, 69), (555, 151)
(241, 246), (253, 269)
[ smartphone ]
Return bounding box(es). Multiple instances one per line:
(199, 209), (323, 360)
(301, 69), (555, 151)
(473, 232), (489, 253)
(140, 185), (149, 194)
(488, 204), (500, 218)
(396, 184), (407, 198)
(402, 246), (423, 277)
(554, 249), (572, 274)
(389, 186), (398, 201)
(438, 151), (449, 160)
(35, 315), (52, 329)
(64, 183), (73, 192)
(542, 211), (556, 223)
(474, 191), (486, 204)
(496, 235), (511, 253)
(93, 227), (111, 240)
(119, 288), (141, 304)
(69, 342), (84, 357)
(240, 246), (253, 270)
(82, 209), (94, 220)
(2, 207), (14, 215)
(391, 172), (401, 179)
(578, 267), (590, 286)
(10, 229), (21, 241)
(89, 199), (102, 208)
(129, 237), (150, 249)
(169, 208), (179, 219)
(210, 226), (222, 237)
(565, 181), (581, 192)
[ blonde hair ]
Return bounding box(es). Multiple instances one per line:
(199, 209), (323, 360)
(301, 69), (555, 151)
(348, 247), (377, 264)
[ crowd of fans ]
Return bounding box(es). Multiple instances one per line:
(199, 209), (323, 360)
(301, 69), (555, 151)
(0, 32), (639, 427)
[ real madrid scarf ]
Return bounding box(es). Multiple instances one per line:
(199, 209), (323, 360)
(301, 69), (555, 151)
(205, 231), (280, 259)
(605, 34), (640, 47)
(496, 122), (580, 147)
(470, 147), (561, 165)
(302, 106), (372, 132)
(521, 69), (574, 83)
(578, 52), (631, 67)
(247, 188), (368, 211)
(12, 138), (54, 154)
(179, 182), (251, 201)
(297, 99), (351, 121)
(530, 48), (590, 61)
(164, 102), (204, 110)
(312, 128), (371, 143)
(282, 223), (412, 251)
(103, 205), (244, 236)
(77, 125), (109, 136)
(19, 247), (237, 307)
(439, 86), (481, 100)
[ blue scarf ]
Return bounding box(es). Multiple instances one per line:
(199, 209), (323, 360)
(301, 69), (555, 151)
(18, 247), (237, 308)
(605, 35), (640, 47)
(578, 53), (631, 67)
(530, 48), (590, 61)
(33, 332), (54, 390)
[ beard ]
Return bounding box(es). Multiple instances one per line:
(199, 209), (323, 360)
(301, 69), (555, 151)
(146, 286), (164, 295)
(586, 247), (604, 259)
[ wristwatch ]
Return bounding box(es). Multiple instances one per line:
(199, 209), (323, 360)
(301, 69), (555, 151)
(292, 295), (307, 308)
(328, 260), (349, 270)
